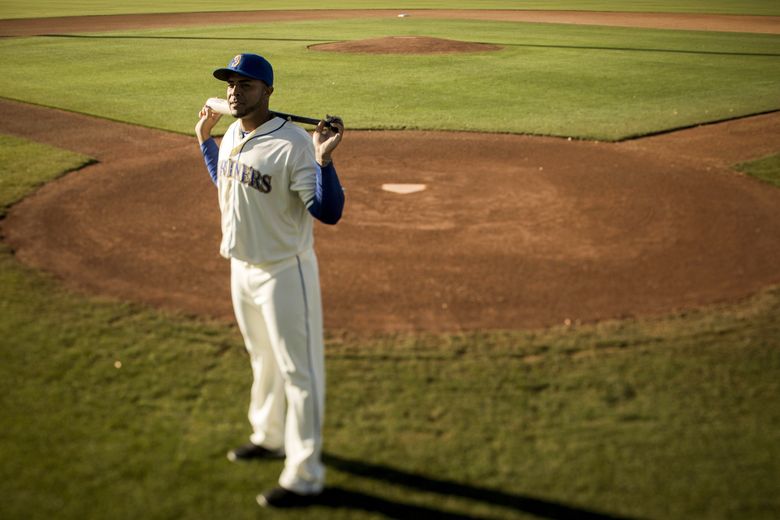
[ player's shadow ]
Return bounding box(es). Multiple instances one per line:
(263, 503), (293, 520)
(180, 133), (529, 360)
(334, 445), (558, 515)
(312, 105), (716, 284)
(320, 453), (642, 520)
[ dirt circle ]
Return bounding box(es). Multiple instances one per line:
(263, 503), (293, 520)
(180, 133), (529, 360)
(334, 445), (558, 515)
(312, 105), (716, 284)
(2, 98), (780, 333)
(309, 36), (502, 54)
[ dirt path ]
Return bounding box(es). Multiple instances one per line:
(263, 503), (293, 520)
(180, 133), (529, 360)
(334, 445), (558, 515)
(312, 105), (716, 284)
(2, 10), (779, 332)
(1, 9), (779, 37)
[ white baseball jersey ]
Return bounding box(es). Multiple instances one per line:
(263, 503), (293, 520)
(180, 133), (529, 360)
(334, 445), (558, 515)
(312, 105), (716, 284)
(217, 116), (319, 265)
(214, 115), (328, 493)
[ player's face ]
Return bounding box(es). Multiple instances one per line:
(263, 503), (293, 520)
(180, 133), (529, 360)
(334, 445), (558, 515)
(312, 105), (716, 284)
(226, 73), (273, 118)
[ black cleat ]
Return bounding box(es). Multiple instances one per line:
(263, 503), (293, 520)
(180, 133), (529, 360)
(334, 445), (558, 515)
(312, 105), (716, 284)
(226, 443), (284, 462)
(256, 487), (321, 508)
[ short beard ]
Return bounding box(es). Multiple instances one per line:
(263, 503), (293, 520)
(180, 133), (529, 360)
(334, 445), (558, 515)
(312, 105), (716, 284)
(230, 106), (249, 118)
(231, 100), (263, 119)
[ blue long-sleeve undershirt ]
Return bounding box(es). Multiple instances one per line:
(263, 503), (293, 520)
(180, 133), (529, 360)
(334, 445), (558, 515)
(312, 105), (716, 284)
(199, 136), (344, 225)
(308, 160), (345, 225)
(200, 137), (219, 185)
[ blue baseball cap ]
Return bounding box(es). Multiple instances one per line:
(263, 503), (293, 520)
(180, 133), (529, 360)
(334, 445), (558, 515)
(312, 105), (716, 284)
(213, 53), (274, 86)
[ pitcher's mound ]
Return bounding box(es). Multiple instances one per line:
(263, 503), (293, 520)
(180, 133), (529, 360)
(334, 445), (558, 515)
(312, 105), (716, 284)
(309, 36), (502, 54)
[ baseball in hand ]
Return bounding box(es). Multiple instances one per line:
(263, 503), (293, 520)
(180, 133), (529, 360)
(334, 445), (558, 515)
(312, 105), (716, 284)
(206, 97), (231, 115)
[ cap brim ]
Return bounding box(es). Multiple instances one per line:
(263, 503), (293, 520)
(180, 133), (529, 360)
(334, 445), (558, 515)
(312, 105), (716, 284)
(213, 68), (270, 84)
(213, 68), (235, 81)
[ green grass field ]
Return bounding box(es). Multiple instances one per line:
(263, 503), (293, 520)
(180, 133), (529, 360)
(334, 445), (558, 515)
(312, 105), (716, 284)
(0, 18), (778, 140)
(736, 153), (780, 188)
(1, 135), (779, 519)
(1, 0), (780, 19)
(2, 3), (780, 519)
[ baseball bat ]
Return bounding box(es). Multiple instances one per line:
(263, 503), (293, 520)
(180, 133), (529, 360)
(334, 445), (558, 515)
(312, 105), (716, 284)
(272, 111), (342, 132)
(270, 111), (321, 126)
(206, 98), (340, 131)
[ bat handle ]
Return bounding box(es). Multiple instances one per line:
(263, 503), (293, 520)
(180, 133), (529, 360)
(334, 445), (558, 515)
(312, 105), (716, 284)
(270, 111), (342, 132)
(270, 111), (320, 126)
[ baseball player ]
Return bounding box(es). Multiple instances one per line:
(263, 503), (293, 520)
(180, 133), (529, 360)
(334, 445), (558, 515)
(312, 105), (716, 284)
(194, 53), (345, 508)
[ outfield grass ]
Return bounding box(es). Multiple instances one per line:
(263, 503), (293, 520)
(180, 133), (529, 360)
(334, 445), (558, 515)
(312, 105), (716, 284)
(0, 18), (778, 140)
(1, 136), (780, 519)
(0, 135), (94, 218)
(1, 0), (779, 19)
(736, 153), (780, 188)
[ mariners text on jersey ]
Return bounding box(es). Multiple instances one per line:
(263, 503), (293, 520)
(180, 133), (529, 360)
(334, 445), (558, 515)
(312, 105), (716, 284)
(218, 158), (272, 193)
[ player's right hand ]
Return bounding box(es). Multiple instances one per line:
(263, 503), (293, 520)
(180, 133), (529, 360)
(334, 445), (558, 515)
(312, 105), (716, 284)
(195, 105), (222, 144)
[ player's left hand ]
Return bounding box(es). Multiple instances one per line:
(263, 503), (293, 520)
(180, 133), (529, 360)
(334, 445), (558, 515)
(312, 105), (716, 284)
(313, 116), (344, 166)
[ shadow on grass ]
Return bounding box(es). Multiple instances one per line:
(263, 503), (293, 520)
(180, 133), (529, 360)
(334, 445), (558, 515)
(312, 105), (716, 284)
(321, 453), (642, 520)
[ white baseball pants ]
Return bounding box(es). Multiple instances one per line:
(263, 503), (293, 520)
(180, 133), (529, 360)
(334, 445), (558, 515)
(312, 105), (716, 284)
(230, 249), (325, 495)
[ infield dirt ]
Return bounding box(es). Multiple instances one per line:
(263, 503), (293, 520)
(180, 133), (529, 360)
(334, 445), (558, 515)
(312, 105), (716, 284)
(1, 10), (779, 333)
(2, 9), (779, 36)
